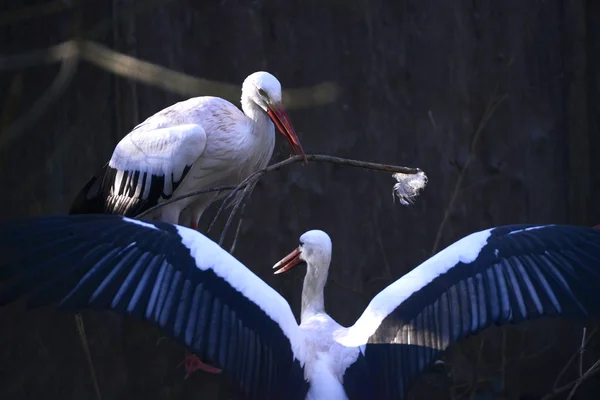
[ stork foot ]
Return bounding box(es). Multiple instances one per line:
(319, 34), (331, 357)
(191, 222), (199, 231)
(180, 349), (222, 378)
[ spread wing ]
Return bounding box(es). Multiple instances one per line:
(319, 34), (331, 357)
(340, 224), (600, 399)
(0, 215), (309, 400)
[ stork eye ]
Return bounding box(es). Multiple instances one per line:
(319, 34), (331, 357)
(258, 88), (268, 98)
(299, 241), (304, 247)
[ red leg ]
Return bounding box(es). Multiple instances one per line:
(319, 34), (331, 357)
(191, 221), (198, 231)
(180, 349), (222, 378)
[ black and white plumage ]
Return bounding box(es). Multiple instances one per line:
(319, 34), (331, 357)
(1, 216), (600, 399)
(69, 71), (306, 230)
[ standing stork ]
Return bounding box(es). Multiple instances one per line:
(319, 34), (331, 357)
(69, 71), (306, 230)
(68, 71), (306, 375)
(1, 215), (600, 399)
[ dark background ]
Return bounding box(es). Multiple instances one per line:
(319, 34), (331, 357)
(1, 0), (599, 399)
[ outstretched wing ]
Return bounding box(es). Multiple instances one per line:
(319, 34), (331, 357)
(0, 215), (308, 400)
(69, 122), (207, 217)
(340, 224), (600, 399)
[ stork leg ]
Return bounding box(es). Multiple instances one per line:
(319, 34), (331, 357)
(180, 349), (222, 377)
(187, 192), (220, 232)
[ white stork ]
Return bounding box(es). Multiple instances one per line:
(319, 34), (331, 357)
(69, 71), (306, 230)
(1, 215), (600, 399)
(68, 71), (305, 375)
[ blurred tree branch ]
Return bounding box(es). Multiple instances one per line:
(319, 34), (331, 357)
(0, 56), (79, 152)
(0, 36), (338, 156)
(0, 40), (339, 110)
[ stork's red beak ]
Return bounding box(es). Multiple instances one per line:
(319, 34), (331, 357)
(266, 104), (307, 163)
(273, 247), (303, 275)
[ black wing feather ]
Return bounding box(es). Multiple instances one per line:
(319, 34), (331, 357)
(0, 215), (308, 400)
(69, 163), (192, 217)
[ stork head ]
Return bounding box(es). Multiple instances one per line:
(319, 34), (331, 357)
(242, 71), (306, 161)
(273, 230), (332, 275)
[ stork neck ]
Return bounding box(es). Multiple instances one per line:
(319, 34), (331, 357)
(301, 262), (328, 323)
(241, 96), (273, 137)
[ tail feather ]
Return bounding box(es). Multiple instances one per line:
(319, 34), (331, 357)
(69, 163), (109, 215)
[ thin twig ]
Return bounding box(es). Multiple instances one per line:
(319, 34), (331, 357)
(75, 313), (102, 400)
(229, 203), (246, 255)
(430, 92), (507, 255)
(208, 168), (270, 234)
(219, 179), (257, 246)
(542, 359), (600, 400)
(552, 326), (599, 391)
(134, 185), (237, 219)
(579, 327), (586, 377)
(567, 359), (600, 400)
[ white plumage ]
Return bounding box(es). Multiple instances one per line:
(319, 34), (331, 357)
(70, 71), (306, 231)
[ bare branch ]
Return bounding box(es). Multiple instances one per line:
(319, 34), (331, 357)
(79, 40), (340, 107)
(74, 313), (102, 400)
(0, 41), (79, 70)
(579, 327), (587, 377)
(207, 154), (424, 242)
(219, 179), (257, 246)
(134, 185), (237, 220)
(542, 359), (600, 400)
(0, 39), (339, 110)
(567, 359), (600, 400)
(552, 326), (599, 391)
(229, 203), (246, 255)
(134, 154), (424, 250)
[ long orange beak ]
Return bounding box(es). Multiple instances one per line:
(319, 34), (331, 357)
(273, 247), (303, 275)
(266, 104), (307, 162)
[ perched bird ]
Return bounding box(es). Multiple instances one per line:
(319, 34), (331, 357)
(68, 71), (306, 375)
(1, 215), (600, 399)
(69, 71), (306, 230)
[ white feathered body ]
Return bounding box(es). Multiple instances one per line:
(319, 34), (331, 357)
(109, 96), (276, 225)
(298, 312), (361, 400)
